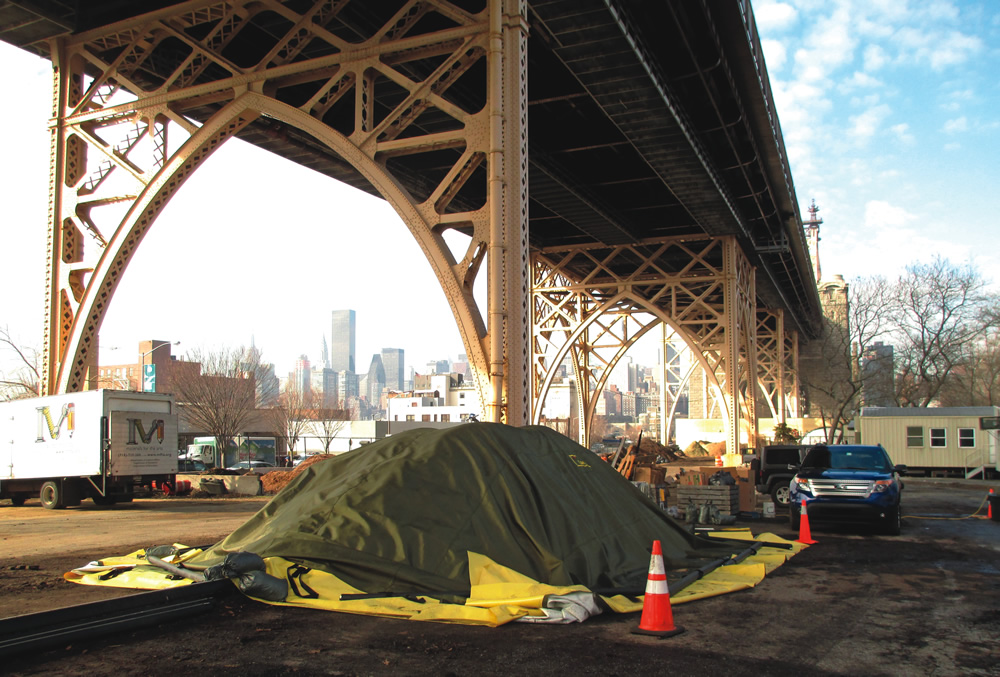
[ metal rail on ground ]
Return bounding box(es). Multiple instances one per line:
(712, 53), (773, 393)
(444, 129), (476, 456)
(0, 579), (235, 660)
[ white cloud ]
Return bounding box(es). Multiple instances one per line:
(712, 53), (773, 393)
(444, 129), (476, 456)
(889, 123), (914, 145)
(943, 141), (961, 151)
(792, 7), (856, 81)
(929, 31), (983, 70)
(841, 71), (883, 92)
(943, 116), (968, 134)
(862, 44), (888, 71)
(753, 0), (798, 32)
(848, 104), (891, 143)
(863, 200), (913, 229)
(894, 25), (982, 71)
(761, 38), (787, 71)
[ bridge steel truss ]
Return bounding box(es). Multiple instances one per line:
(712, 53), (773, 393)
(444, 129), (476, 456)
(39, 0), (531, 424)
(34, 0), (807, 451)
(756, 308), (800, 423)
(531, 235), (797, 453)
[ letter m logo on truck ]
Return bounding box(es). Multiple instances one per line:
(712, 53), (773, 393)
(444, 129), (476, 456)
(127, 417), (166, 445)
(36, 403), (75, 442)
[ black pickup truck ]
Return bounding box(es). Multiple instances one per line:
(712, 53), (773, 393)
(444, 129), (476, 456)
(754, 444), (809, 508)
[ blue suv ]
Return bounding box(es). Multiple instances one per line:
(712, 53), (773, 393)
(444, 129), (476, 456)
(789, 444), (906, 535)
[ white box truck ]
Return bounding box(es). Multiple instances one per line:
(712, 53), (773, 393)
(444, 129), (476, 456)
(1, 390), (178, 509)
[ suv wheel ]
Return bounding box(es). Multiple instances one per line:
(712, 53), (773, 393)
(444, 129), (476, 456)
(771, 483), (791, 507)
(788, 504), (800, 529)
(882, 505), (901, 535)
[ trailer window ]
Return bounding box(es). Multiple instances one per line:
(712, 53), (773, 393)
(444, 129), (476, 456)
(930, 428), (946, 448)
(958, 428), (975, 448)
(906, 426), (923, 447)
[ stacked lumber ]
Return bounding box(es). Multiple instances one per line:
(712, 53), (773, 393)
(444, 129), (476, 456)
(676, 485), (739, 516)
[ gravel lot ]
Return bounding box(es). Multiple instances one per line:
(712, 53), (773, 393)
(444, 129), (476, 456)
(2, 478), (998, 676)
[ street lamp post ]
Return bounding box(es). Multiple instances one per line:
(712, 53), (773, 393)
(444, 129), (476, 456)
(139, 341), (180, 392)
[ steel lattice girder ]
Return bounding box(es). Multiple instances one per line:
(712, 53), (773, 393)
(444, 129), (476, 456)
(40, 0), (530, 424)
(531, 234), (763, 452)
(756, 308), (801, 421)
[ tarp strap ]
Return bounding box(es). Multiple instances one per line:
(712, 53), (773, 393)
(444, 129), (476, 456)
(286, 564), (320, 599)
(98, 567), (133, 580)
(339, 592), (433, 603)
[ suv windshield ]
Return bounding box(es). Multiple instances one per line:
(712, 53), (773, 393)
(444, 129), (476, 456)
(800, 445), (891, 472)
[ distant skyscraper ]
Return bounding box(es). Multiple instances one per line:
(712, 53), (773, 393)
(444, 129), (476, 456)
(337, 370), (359, 403)
(366, 354), (386, 404)
(861, 341), (895, 407)
(312, 366), (339, 407)
(293, 355), (311, 395)
(321, 335), (330, 369)
(331, 309), (356, 373)
(381, 348), (404, 392)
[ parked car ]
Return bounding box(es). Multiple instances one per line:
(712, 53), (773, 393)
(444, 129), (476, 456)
(754, 444), (809, 508)
(177, 459), (207, 473)
(789, 444), (906, 535)
(226, 461), (275, 472)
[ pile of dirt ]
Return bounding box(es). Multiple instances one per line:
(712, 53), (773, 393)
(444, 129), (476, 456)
(260, 454), (335, 494)
(704, 441), (727, 457)
(684, 440), (709, 456)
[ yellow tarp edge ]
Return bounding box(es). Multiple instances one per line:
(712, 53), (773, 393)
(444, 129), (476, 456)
(64, 532), (805, 626)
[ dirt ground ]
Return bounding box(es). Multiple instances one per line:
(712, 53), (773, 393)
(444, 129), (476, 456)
(2, 478), (999, 676)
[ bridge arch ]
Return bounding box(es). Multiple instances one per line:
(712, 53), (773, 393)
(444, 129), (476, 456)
(43, 0), (531, 424)
(56, 92), (491, 401)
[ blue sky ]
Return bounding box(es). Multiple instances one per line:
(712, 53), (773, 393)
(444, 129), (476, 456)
(753, 0), (999, 283)
(1, 0), (998, 379)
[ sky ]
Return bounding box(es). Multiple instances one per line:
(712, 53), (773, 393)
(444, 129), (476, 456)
(1, 0), (998, 380)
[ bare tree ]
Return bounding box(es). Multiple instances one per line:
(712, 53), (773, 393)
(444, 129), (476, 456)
(938, 326), (1000, 406)
(891, 257), (995, 407)
(800, 276), (894, 442)
(311, 406), (351, 454)
(0, 326), (40, 401)
(171, 345), (275, 462)
(268, 385), (314, 458)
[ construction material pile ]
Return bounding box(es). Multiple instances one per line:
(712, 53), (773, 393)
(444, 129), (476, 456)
(193, 424), (747, 597)
(66, 423), (805, 627)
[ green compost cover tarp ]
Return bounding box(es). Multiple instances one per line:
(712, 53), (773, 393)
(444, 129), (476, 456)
(191, 423), (745, 597)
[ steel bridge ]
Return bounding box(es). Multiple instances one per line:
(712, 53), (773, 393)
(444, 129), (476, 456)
(0, 0), (822, 453)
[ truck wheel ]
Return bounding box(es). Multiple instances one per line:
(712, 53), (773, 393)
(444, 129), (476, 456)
(771, 483), (791, 507)
(40, 481), (66, 510)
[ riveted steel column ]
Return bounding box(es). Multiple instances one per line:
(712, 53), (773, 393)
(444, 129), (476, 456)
(487, 0), (529, 424)
(41, 40), (69, 396)
(775, 309), (786, 422)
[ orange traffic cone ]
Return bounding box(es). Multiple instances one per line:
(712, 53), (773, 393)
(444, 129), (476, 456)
(989, 488), (994, 520)
(796, 500), (817, 545)
(633, 540), (685, 638)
